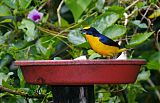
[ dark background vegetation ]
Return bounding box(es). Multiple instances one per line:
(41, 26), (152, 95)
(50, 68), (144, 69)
(0, 0), (160, 103)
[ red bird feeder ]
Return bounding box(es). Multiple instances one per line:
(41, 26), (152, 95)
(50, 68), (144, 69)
(15, 59), (146, 85)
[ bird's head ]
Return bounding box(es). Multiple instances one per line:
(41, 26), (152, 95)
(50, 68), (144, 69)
(81, 26), (99, 36)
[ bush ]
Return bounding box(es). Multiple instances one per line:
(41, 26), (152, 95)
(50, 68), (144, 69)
(0, 0), (160, 102)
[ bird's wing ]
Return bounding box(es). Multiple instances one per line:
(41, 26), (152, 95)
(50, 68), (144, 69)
(99, 35), (120, 48)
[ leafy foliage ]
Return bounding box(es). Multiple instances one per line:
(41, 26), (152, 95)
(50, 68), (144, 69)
(0, 0), (160, 103)
(103, 24), (127, 39)
(65, 0), (92, 21)
(127, 32), (154, 48)
(18, 19), (38, 41)
(91, 12), (119, 33)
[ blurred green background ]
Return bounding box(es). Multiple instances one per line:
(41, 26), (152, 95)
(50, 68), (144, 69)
(0, 0), (160, 103)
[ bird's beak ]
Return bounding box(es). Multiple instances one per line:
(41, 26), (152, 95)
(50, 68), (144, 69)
(80, 29), (86, 34)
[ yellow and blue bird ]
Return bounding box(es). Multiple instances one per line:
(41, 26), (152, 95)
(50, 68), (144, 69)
(81, 26), (127, 58)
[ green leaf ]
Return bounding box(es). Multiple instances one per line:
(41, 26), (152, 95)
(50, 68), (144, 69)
(137, 70), (150, 81)
(18, 0), (32, 9)
(68, 29), (86, 45)
(53, 57), (62, 60)
(91, 12), (119, 33)
(126, 32), (154, 48)
(103, 25), (127, 39)
(2, 0), (32, 9)
(127, 84), (144, 103)
(148, 9), (160, 19)
(18, 19), (38, 41)
(0, 19), (12, 23)
(17, 68), (25, 87)
(0, 5), (12, 16)
(7, 46), (22, 60)
(136, 1), (145, 8)
(147, 52), (160, 70)
(36, 36), (55, 58)
(107, 6), (125, 17)
(96, 0), (105, 12)
(0, 16), (13, 24)
(2, 0), (18, 9)
(2, 79), (15, 90)
(88, 49), (95, 55)
(131, 20), (148, 28)
(109, 96), (120, 103)
(65, 0), (92, 21)
(149, 0), (158, 4)
(0, 66), (9, 74)
(0, 31), (13, 44)
(97, 89), (111, 102)
(77, 42), (90, 49)
(54, 17), (69, 27)
(12, 39), (31, 50)
(36, 39), (47, 55)
(89, 53), (101, 60)
(0, 72), (13, 85)
(0, 54), (13, 69)
(0, 36), (6, 44)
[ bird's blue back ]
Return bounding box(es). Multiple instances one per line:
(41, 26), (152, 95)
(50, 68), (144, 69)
(86, 27), (120, 48)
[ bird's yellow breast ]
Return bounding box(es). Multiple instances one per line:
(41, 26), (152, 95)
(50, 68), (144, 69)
(85, 34), (120, 56)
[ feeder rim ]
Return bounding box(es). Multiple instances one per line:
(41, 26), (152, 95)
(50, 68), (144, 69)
(15, 59), (146, 66)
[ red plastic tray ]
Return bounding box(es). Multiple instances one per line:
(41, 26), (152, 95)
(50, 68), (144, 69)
(15, 59), (146, 85)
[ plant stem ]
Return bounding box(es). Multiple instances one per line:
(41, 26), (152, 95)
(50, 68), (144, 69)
(57, 12), (97, 35)
(155, 30), (160, 51)
(125, 0), (140, 10)
(0, 86), (45, 98)
(38, 2), (48, 11)
(140, 5), (151, 22)
(37, 26), (67, 38)
(148, 79), (160, 102)
(57, 0), (64, 27)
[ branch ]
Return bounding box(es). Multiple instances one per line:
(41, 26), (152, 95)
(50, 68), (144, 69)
(0, 86), (44, 98)
(38, 2), (48, 11)
(37, 26), (67, 38)
(139, 9), (152, 31)
(125, 0), (140, 10)
(148, 79), (160, 102)
(57, 0), (64, 27)
(155, 30), (160, 51)
(140, 5), (151, 22)
(57, 12), (97, 35)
